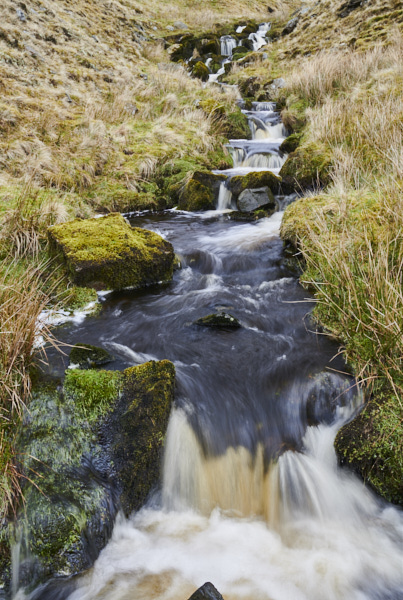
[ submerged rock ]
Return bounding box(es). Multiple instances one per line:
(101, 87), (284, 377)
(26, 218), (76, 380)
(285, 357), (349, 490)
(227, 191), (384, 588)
(195, 312), (241, 329)
(188, 582), (225, 600)
(49, 213), (174, 291)
(4, 361), (175, 592)
(69, 344), (114, 369)
(237, 187), (274, 212)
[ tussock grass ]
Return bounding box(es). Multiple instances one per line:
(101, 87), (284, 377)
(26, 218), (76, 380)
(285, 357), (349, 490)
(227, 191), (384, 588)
(280, 33), (403, 469)
(0, 260), (56, 519)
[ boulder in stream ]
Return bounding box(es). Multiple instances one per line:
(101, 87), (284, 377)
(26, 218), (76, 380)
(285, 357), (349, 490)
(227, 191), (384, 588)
(195, 312), (241, 329)
(237, 187), (274, 213)
(228, 171), (281, 200)
(188, 582), (225, 600)
(2, 360), (175, 593)
(48, 213), (174, 291)
(178, 171), (227, 211)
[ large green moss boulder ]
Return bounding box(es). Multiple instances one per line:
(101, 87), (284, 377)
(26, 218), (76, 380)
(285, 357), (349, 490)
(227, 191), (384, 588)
(279, 143), (332, 194)
(178, 171), (227, 211)
(335, 394), (403, 505)
(111, 360), (175, 515)
(228, 171), (281, 199)
(48, 213), (174, 291)
(7, 360), (175, 592)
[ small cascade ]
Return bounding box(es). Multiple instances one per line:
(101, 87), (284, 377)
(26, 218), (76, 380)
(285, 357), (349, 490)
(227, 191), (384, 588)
(220, 35), (238, 57)
(216, 181), (233, 210)
(248, 22), (271, 51)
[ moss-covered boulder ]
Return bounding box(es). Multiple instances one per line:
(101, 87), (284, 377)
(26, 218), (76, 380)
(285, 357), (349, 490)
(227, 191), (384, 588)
(191, 61), (210, 82)
(228, 171), (281, 199)
(279, 132), (303, 154)
(195, 313), (241, 329)
(69, 344), (114, 369)
(335, 394), (403, 505)
(48, 213), (174, 291)
(279, 143), (332, 194)
(198, 101), (250, 140)
(111, 360), (175, 515)
(178, 172), (227, 211)
(6, 360), (175, 592)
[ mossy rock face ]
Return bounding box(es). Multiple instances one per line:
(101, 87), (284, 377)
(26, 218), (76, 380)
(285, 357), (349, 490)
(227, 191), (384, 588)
(195, 313), (241, 329)
(179, 172), (227, 211)
(111, 360), (176, 516)
(191, 61), (210, 82)
(6, 360), (175, 591)
(48, 213), (174, 291)
(279, 143), (332, 194)
(69, 344), (114, 369)
(279, 132), (303, 154)
(228, 171), (282, 199)
(335, 394), (403, 506)
(198, 102), (250, 140)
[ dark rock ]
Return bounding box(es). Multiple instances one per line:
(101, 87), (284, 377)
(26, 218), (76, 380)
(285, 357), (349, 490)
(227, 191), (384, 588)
(237, 187), (274, 212)
(16, 8), (27, 22)
(191, 61), (210, 82)
(267, 6), (275, 12)
(69, 344), (114, 369)
(178, 172), (227, 211)
(201, 39), (220, 55)
(239, 76), (261, 97)
(228, 171), (282, 199)
(48, 213), (174, 291)
(188, 582), (225, 600)
(337, 0), (364, 18)
(282, 17), (299, 36)
(195, 312), (241, 329)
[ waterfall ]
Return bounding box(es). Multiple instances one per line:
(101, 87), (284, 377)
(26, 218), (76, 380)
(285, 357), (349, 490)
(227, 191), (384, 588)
(216, 182), (233, 210)
(220, 35), (237, 57)
(248, 23), (271, 51)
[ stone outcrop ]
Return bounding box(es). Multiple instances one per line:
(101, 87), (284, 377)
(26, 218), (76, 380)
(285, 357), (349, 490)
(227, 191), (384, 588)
(49, 213), (174, 291)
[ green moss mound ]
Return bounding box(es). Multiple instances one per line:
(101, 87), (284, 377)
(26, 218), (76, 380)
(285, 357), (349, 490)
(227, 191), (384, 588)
(279, 142), (332, 193)
(191, 61), (210, 82)
(69, 344), (113, 369)
(48, 213), (174, 290)
(178, 172), (226, 211)
(335, 393), (403, 505)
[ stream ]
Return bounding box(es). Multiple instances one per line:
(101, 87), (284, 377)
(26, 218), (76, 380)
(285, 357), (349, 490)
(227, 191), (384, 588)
(27, 39), (403, 600)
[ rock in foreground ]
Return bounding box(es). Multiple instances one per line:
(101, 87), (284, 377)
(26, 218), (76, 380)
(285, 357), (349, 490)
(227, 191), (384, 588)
(188, 582), (225, 600)
(237, 187), (275, 213)
(49, 213), (174, 291)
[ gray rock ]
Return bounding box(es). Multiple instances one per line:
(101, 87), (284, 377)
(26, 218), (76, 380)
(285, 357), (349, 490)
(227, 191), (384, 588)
(282, 17), (299, 35)
(237, 187), (273, 212)
(271, 77), (286, 89)
(166, 25), (175, 31)
(188, 582), (225, 600)
(16, 8), (27, 22)
(174, 21), (189, 30)
(25, 45), (44, 60)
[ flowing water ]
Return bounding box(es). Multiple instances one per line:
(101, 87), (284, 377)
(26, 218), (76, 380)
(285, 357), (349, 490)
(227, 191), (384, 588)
(27, 82), (403, 600)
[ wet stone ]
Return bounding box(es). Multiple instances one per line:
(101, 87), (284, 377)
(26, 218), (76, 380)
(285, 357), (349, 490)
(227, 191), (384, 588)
(195, 312), (241, 329)
(69, 344), (114, 369)
(237, 187), (273, 212)
(188, 582), (225, 600)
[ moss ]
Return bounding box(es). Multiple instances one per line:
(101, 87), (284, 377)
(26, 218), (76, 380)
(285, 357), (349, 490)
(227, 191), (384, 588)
(335, 391), (403, 505)
(69, 344), (114, 370)
(228, 171), (281, 198)
(113, 360), (175, 515)
(48, 213), (174, 290)
(191, 61), (209, 82)
(279, 142), (332, 193)
(178, 171), (226, 211)
(63, 286), (98, 311)
(279, 132), (303, 154)
(198, 101), (250, 141)
(64, 369), (122, 422)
